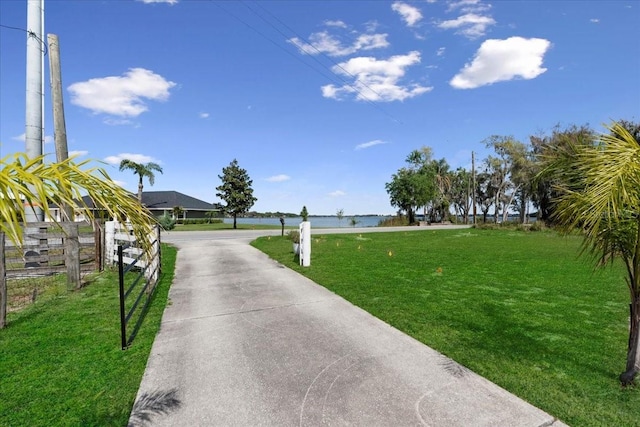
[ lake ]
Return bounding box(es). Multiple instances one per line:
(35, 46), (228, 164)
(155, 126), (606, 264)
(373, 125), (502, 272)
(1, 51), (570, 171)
(223, 216), (393, 228)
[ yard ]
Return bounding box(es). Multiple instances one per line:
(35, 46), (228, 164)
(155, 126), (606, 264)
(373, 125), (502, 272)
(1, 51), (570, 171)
(252, 228), (639, 426)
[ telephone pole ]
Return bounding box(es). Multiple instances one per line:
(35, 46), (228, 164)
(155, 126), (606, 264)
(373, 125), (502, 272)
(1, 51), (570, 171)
(25, 0), (45, 221)
(472, 151), (477, 225)
(47, 34), (68, 163)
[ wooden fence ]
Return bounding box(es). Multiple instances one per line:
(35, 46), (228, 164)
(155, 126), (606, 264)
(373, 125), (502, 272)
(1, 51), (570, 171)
(104, 220), (161, 286)
(0, 221), (102, 328)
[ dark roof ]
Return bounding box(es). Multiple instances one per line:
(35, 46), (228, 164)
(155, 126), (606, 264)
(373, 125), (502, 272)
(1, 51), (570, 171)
(141, 191), (214, 211)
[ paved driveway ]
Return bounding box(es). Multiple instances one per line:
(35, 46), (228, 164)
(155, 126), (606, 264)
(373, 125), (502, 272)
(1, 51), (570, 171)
(129, 228), (567, 426)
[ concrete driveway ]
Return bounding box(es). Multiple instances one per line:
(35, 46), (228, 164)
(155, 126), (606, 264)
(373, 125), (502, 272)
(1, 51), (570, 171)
(129, 228), (567, 426)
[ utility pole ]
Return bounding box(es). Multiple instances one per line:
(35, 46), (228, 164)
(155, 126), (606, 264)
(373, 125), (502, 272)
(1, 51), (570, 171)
(472, 151), (476, 225)
(25, 0), (45, 221)
(48, 33), (72, 221)
(47, 34), (68, 163)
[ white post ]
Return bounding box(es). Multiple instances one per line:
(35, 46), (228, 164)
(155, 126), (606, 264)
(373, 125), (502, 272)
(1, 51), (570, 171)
(104, 220), (115, 266)
(299, 221), (311, 267)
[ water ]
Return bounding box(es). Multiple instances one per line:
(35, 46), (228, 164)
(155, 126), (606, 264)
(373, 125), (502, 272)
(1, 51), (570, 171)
(223, 216), (392, 228)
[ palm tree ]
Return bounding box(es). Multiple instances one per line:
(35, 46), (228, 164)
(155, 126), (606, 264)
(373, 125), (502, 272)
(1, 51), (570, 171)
(119, 159), (163, 203)
(540, 121), (640, 386)
(0, 153), (155, 253)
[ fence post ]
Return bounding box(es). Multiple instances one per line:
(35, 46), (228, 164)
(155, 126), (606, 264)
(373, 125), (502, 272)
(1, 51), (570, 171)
(94, 220), (103, 271)
(105, 221), (115, 267)
(118, 245), (127, 350)
(63, 222), (81, 289)
(0, 233), (6, 329)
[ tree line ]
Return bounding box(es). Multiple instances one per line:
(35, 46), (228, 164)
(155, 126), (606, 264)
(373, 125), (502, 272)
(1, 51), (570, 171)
(385, 120), (639, 227)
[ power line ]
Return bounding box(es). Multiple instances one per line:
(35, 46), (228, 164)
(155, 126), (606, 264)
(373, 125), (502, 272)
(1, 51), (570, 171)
(0, 23), (48, 56)
(248, 1), (390, 103)
(214, 1), (402, 124)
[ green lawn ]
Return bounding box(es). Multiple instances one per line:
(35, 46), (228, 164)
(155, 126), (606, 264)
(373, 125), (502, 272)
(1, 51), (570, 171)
(0, 244), (177, 426)
(252, 228), (638, 427)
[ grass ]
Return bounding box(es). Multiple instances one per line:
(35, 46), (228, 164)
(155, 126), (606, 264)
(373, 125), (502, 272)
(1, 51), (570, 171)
(0, 244), (177, 426)
(252, 228), (639, 427)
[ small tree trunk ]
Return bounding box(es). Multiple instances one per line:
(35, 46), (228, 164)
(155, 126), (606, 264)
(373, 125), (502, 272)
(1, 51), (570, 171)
(620, 296), (640, 385)
(233, 214), (237, 229)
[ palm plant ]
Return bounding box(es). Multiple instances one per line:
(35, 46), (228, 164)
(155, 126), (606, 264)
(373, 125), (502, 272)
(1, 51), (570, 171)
(0, 153), (155, 252)
(119, 159), (163, 203)
(540, 121), (640, 386)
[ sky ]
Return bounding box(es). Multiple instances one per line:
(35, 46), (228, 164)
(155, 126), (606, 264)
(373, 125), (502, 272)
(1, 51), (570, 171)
(0, 0), (638, 216)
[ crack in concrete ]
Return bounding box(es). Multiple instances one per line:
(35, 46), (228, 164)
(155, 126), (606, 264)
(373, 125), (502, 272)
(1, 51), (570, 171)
(162, 298), (337, 324)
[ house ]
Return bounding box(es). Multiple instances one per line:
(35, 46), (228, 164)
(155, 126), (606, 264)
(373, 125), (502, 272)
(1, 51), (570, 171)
(141, 191), (218, 220)
(47, 191), (218, 222)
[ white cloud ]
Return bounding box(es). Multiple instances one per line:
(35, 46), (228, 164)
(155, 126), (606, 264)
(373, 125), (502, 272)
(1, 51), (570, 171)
(328, 190), (346, 197)
(288, 31), (389, 57)
(450, 36), (551, 89)
(266, 174), (291, 183)
(12, 133), (53, 144)
(392, 2), (423, 27)
(199, 112), (210, 119)
(322, 51), (432, 102)
(69, 150), (89, 158)
(438, 13), (495, 38)
(324, 20), (347, 28)
(447, 0), (491, 13)
(590, 18), (600, 23)
(137, 0), (178, 4)
(104, 153), (160, 165)
(436, 47), (446, 56)
(355, 139), (390, 150)
(68, 68), (176, 117)
(103, 118), (135, 126)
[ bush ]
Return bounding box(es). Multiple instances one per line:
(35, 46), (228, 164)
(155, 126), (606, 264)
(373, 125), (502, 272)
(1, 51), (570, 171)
(158, 213), (176, 230)
(174, 218), (223, 225)
(378, 216), (409, 227)
(288, 230), (300, 243)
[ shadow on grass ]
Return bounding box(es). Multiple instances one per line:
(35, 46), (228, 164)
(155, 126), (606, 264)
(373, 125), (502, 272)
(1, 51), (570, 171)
(128, 388), (182, 426)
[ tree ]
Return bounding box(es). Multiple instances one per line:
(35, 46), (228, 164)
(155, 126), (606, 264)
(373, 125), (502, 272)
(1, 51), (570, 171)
(336, 208), (344, 227)
(475, 171), (495, 223)
(450, 168), (471, 224)
(540, 121), (640, 386)
(204, 210), (218, 224)
(119, 159), (163, 203)
(0, 153), (155, 252)
(531, 124), (595, 224)
(385, 167), (426, 224)
(172, 206), (184, 221)
(216, 159), (257, 229)
(483, 135), (528, 223)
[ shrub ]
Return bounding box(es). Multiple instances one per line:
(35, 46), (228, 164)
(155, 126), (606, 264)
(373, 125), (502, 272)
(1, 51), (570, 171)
(378, 216), (409, 227)
(288, 230), (300, 243)
(158, 213), (176, 230)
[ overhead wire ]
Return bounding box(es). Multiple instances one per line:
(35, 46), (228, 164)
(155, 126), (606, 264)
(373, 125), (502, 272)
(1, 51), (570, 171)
(248, 1), (390, 102)
(213, 1), (402, 124)
(0, 23), (48, 56)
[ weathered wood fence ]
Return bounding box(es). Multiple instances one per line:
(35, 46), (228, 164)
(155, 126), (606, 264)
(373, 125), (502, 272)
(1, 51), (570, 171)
(0, 221), (102, 328)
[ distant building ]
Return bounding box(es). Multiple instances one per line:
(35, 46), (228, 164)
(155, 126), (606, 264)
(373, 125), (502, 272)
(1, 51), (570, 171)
(142, 191), (218, 220)
(47, 190), (219, 221)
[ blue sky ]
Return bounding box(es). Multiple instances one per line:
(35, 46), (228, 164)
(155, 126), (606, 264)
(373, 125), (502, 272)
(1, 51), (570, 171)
(1, 0), (638, 215)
